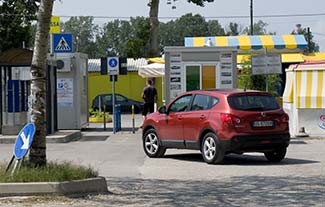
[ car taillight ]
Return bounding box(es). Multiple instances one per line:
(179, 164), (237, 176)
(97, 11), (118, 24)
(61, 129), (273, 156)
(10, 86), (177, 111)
(220, 113), (241, 128)
(281, 113), (289, 122)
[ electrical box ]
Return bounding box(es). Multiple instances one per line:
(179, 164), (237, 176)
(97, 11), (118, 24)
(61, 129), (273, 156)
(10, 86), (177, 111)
(54, 53), (88, 130)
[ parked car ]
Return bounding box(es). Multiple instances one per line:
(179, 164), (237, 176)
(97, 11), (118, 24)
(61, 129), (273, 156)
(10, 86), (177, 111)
(142, 89), (290, 164)
(92, 93), (143, 114)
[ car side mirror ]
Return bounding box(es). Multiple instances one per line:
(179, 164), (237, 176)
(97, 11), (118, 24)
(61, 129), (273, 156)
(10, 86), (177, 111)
(158, 106), (167, 114)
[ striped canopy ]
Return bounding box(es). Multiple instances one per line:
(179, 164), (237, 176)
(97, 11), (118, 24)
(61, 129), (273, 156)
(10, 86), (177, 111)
(284, 62), (325, 109)
(184, 35), (307, 50)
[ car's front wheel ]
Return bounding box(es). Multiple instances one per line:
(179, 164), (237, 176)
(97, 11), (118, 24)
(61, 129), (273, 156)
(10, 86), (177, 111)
(264, 147), (287, 162)
(143, 129), (166, 158)
(201, 132), (224, 164)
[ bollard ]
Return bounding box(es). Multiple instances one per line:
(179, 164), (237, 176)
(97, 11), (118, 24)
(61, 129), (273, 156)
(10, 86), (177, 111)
(132, 105), (135, 134)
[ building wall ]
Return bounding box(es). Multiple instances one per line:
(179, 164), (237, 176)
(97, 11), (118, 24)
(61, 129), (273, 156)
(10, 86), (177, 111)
(88, 71), (163, 109)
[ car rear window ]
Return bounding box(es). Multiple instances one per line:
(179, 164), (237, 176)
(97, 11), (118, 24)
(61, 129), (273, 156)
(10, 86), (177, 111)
(227, 95), (279, 111)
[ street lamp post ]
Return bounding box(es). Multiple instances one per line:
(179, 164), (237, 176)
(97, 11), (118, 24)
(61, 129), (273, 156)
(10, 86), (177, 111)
(250, 0), (253, 35)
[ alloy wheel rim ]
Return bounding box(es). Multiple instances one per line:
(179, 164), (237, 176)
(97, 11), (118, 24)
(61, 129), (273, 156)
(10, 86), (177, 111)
(145, 133), (158, 155)
(204, 137), (216, 160)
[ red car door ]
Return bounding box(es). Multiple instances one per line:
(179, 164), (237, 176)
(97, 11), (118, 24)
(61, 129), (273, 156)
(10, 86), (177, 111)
(182, 94), (211, 141)
(157, 95), (192, 140)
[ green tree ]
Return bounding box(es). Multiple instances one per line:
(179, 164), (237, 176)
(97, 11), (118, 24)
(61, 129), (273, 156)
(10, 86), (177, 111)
(29, 0), (54, 166)
(243, 20), (274, 35)
(96, 17), (150, 58)
(148, 0), (215, 57)
(291, 25), (319, 53)
(62, 16), (99, 58)
(0, 0), (37, 51)
(225, 22), (241, 36)
(160, 13), (224, 47)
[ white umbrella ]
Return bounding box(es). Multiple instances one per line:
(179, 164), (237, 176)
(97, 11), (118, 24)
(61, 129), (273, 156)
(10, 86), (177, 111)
(138, 63), (165, 78)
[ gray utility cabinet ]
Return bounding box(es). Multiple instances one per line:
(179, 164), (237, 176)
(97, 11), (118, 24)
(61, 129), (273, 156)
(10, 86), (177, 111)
(53, 53), (88, 130)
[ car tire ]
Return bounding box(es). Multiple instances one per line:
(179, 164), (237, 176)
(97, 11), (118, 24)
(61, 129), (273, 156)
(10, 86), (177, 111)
(143, 129), (166, 158)
(264, 147), (287, 162)
(201, 132), (224, 164)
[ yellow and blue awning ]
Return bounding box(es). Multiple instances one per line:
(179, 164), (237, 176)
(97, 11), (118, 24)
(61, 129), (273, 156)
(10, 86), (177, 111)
(185, 35), (307, 50)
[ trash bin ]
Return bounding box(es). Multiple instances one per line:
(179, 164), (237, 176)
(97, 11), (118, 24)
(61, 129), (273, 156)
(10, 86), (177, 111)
(114, 104), (121, 132)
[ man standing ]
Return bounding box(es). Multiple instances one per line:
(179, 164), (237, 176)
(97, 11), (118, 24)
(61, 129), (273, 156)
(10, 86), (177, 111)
(142, 79), (157, 119)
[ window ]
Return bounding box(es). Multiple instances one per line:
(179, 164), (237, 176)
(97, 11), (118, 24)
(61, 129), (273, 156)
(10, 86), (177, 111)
(190, 95), (219, 111)
(116, 94), (126, 102)
(228, 95), (279, 111)
(169, 95), (192, 113)
(186, 66), (200, 91)
(191, 94), (210, 111)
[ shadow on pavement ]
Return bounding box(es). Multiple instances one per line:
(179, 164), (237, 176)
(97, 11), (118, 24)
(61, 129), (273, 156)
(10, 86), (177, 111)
(164, 153), (319, 166)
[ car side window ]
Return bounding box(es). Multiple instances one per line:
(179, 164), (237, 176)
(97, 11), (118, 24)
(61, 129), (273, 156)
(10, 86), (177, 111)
(169, 95), (192, 113)
(190, 94), (210, 111)
(190, 95), (219, 111)
(116, 95), (126, 102)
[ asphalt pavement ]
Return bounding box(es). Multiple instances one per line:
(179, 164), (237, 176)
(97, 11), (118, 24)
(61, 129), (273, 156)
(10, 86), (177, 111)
(0, 114), (325, 206)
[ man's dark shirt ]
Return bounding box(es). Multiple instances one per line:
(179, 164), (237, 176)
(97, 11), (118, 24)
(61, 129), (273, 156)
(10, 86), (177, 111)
(143, 86), (157, 103)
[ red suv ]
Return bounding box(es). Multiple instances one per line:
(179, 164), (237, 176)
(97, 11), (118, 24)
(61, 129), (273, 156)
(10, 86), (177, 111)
(142, 89), (290, 164)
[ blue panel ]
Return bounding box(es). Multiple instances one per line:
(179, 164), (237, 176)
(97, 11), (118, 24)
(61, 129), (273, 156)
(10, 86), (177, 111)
(250, 36), (263, 50)
(7, 80), (13, 113)
(227, 37), (239, 49)
(184, 37), (194, 46)
(272, 36), (285, 49)
(294, 35), (308, 49)
(20, 81), (26, 111)
(13, 80), (20, 112)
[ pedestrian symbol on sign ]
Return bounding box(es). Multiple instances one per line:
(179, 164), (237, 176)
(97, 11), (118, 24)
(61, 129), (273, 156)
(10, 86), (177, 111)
(52, 33), (73, 53)
(55, 37), (71, 51)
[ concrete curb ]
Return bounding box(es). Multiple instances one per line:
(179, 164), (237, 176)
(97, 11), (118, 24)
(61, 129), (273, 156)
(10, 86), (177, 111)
(0, 130), (82, 144)
(0, 177), (108, 197)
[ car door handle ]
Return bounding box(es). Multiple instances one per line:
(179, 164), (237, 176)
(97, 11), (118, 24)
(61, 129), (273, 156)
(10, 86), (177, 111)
(177, 115), (182, 120)
(200, 115), (206, 120)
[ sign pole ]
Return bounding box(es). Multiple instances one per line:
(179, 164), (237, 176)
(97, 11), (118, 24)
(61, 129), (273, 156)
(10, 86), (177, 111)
(5, 155), (15, 173)
(112, 76), (116, 134)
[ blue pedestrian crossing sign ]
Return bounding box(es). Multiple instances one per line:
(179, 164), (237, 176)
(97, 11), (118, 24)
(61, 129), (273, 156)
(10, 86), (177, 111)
(14, 123), (35, 159)
(52, 33), (73, 53)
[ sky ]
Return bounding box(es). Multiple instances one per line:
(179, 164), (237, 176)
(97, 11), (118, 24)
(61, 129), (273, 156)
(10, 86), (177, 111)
(53, 0), (325, 51)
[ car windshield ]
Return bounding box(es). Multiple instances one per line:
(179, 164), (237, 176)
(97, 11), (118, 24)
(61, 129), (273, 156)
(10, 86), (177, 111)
(227, 95), (279, 111)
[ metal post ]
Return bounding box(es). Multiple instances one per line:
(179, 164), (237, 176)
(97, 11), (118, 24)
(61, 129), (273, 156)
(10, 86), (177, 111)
(112, 75), (116, 134)
(103, 105), (106, 131)
(132, 104), (135, 134)
(265, 75), (269, 92)
(250, 0), (253, 35)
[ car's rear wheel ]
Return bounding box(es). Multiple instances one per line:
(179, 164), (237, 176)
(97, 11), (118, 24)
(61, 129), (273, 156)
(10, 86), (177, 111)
(264, 147), (287, 162)
(143, 129), (166, 158)
(201, 132), (224, 164)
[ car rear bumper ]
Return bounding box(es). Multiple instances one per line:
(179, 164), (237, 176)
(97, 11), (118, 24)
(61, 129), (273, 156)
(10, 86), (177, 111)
(221, 133), (290, 153)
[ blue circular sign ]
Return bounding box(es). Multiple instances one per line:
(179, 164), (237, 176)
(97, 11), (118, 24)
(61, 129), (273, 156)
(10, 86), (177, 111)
(14, 123), (35, 159)
(108, 58), (118, 67)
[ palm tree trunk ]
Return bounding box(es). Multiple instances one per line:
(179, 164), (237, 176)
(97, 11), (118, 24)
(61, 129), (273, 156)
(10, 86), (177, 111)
(29, 0), (54, 166)
(149, 0), (160, 57)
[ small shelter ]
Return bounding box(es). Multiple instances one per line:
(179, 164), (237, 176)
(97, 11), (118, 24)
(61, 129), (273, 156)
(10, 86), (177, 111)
(283, 61), (325, 137)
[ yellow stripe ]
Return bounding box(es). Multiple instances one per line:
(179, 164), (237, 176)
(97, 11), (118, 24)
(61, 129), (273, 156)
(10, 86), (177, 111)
(193, 37), (205, 46)
(316, 71), (324, 108)
(283, 35), (297, 49)
(216, 36), (228, 47)
(305, 71), (312, 108)
(260, 35), (274, 49)
(296, 71), (302, 108)
(237, 36), (251, 50)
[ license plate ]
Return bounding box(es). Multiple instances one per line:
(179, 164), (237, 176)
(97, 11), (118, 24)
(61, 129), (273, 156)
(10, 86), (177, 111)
(252, 120), (274, 127)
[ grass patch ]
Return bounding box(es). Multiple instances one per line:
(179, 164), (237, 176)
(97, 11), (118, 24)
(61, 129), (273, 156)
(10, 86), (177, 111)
(0, 161), (98, 183)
